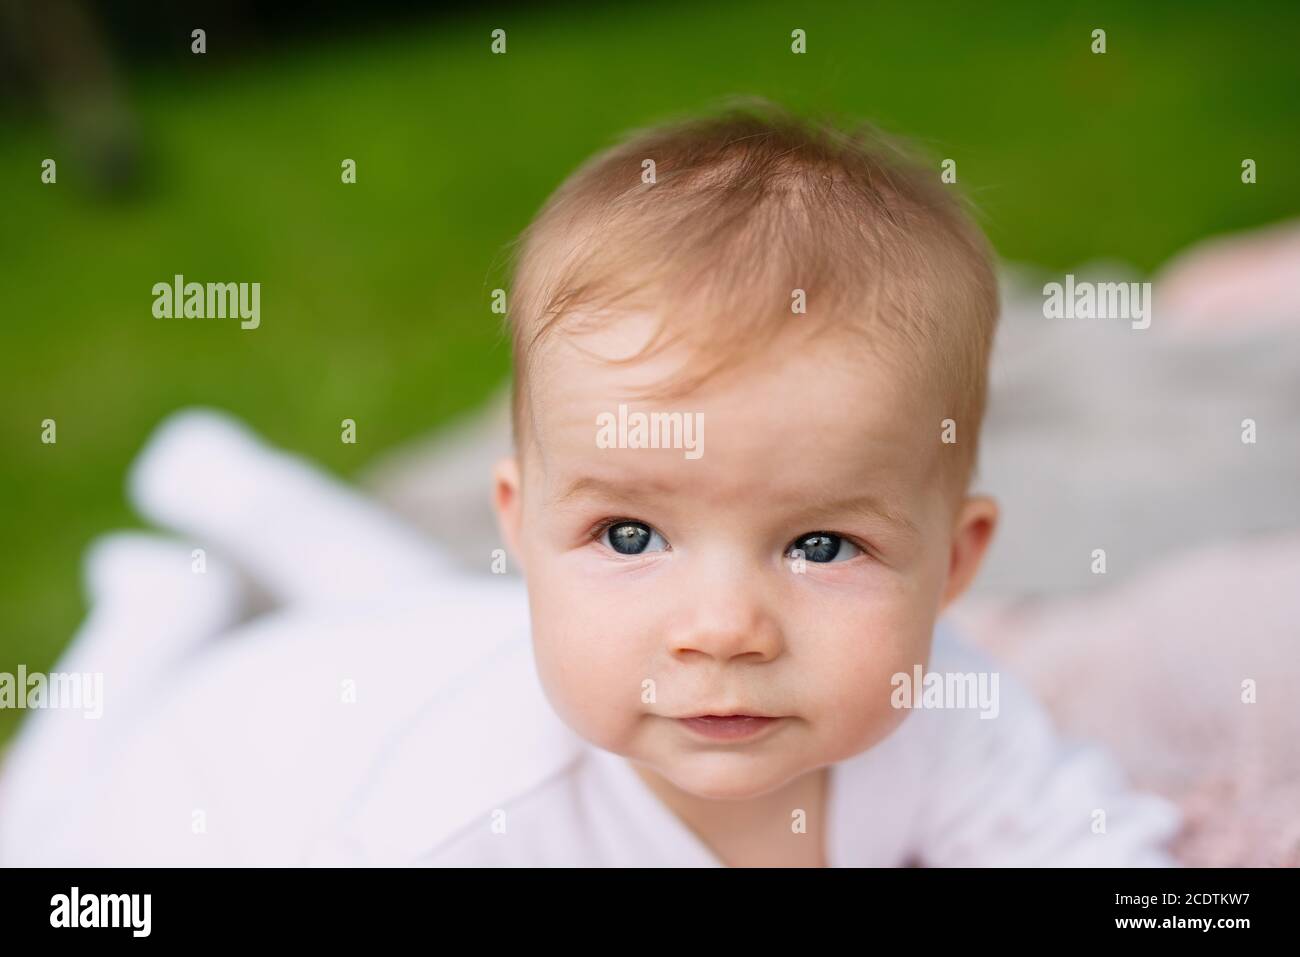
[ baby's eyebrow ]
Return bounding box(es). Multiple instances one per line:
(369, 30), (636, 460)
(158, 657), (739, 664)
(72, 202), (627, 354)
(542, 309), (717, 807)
(553, 474), (677, 507)
(797, 493), (921, 538)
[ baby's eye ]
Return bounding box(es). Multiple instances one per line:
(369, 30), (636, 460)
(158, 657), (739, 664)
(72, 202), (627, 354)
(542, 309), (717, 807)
(603, 521), (669, 556)
(787, 532), (862, 563)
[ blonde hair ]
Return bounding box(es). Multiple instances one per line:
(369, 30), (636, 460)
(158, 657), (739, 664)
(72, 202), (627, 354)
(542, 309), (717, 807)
(504, 97), (999, 489)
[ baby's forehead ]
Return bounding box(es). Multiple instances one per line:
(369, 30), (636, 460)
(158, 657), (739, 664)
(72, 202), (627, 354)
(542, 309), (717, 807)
(528, 322), (942, 493)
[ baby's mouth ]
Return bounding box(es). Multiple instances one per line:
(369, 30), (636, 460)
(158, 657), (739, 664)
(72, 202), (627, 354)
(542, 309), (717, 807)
(676, 714), (783, 741)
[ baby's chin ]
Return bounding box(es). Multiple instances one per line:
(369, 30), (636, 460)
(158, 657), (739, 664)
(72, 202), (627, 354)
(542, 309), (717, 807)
(632, 743), (826, 802)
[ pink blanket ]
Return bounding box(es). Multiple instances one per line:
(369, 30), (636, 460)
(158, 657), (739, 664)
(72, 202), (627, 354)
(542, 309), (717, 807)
(951, 531), (1300, 867)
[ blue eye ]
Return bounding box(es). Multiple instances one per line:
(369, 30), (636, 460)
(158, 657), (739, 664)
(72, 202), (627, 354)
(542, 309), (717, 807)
(604, 521), (669, 556)
(788, 532), (861, 563)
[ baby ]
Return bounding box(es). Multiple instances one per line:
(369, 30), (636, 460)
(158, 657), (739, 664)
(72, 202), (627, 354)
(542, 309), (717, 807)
(0, 101), (1182, 867)
(482, 101), (1180, 866)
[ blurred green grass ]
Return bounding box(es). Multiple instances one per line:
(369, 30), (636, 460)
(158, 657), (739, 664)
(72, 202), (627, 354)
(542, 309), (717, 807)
(1, 0), (1297, 743)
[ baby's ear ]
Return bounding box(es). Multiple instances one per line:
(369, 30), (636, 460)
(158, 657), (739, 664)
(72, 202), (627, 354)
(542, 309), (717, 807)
(492, 455), (526, 571)
(940, 495), (998, 610)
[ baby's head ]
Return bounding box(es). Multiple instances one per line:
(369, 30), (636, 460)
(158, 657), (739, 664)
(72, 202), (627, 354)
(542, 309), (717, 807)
(493, 100), (1000, 801)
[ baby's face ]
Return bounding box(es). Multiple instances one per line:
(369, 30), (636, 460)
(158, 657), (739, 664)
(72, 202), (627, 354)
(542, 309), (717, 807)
(495, 314), (995, 800)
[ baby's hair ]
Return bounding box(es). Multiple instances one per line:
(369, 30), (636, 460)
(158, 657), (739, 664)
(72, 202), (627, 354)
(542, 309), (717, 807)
(504, 95), (999, 493)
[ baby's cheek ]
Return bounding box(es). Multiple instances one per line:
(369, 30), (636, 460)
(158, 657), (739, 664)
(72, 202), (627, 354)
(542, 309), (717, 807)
(529, 575), (646, 744)
(807, 604), (934, 752)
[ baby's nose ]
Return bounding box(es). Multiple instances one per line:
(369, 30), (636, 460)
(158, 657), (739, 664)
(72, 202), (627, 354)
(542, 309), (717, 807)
(667, 586), (784, 663)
